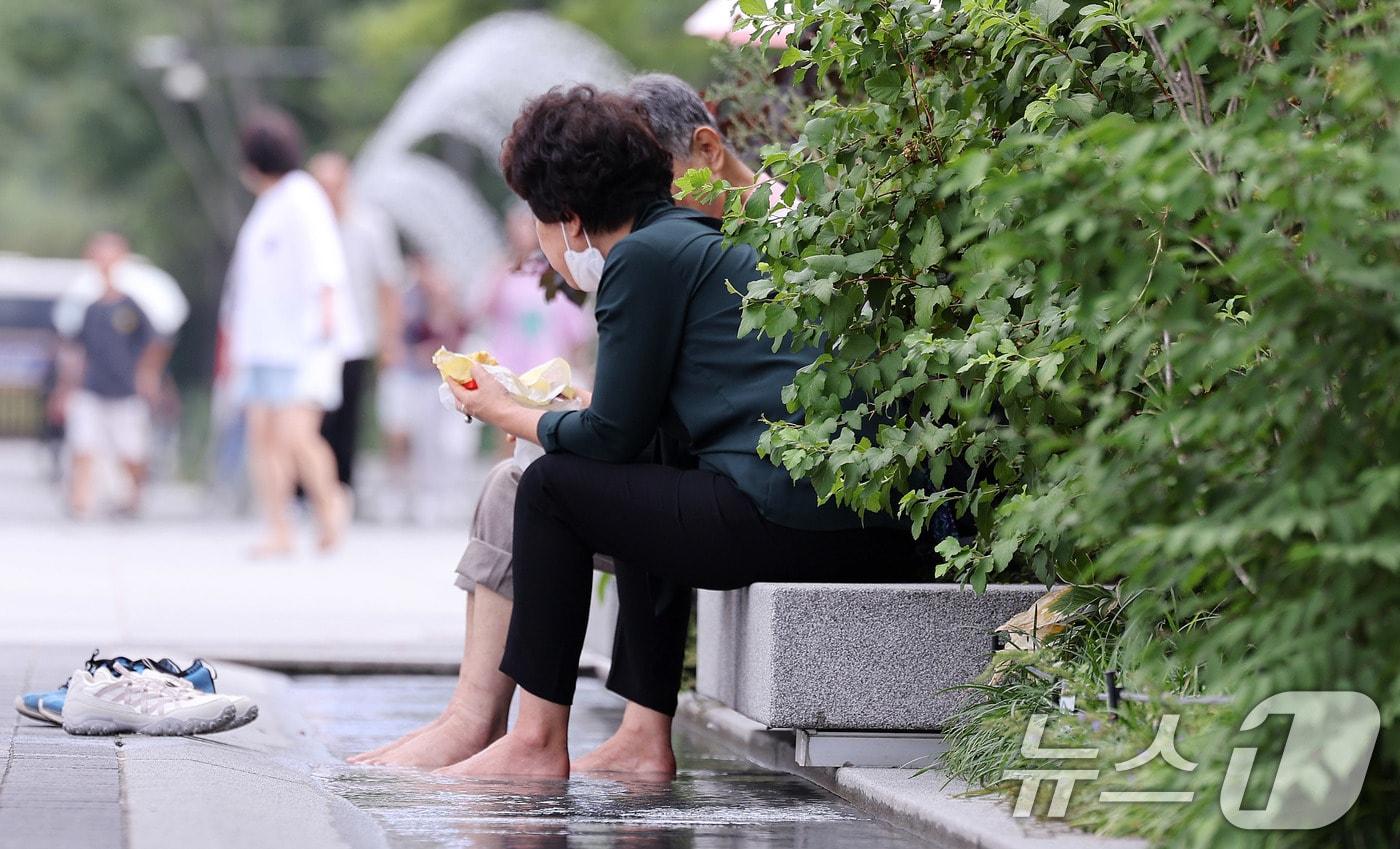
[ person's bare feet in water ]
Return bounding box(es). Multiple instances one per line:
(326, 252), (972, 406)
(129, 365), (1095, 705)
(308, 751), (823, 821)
(434, 728), (570, 779)
(355, 709), (504, 769)
(354, 589), (518, 768)
(350, 718), (438, 763)
(570, 710), (677, 777)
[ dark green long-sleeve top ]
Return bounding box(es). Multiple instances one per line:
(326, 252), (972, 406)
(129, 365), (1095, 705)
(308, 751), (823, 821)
(537, 200), (891, 532)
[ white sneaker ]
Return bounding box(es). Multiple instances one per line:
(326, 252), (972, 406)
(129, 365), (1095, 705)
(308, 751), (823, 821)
(129, 667), (261, 730)
(137, 657), (259, 730)
(61, 667), (237, 736)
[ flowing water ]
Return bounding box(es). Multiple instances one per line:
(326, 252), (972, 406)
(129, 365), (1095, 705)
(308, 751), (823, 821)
(295, 675), (943, 848)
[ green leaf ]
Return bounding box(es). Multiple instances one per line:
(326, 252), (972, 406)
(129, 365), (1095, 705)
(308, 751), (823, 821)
(845, 249), (884, 274)
(803, 116), (838, 147)
(1031, 0), (1070, 27)
(768, 306), (798, 344)
(865, 69), (904, 104)
(777, 46), (804, 69)
(737, 0), (767, 16)
(806, 254), (847, 275)
(1035, 352), (1064, 388)
(911, 218), (946, 269)
(795, 163), (826, 199)
(1053, 93), (1095, 125)
(970, 565), (988, 594)
(854, 362), (879, 393)
(737, 306), (763, 339)
(1007, 51), (1030, 91)
(914, 286), (949, 328)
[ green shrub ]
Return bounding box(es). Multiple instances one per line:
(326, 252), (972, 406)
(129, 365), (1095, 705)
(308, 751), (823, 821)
(703, 0), (1400, 844)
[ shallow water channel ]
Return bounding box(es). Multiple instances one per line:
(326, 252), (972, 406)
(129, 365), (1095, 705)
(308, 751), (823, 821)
(294, 674), (942, 848)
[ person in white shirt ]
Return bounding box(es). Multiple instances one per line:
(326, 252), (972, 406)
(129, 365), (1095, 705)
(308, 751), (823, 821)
(224, 108), (351, 556)
(308, 152), (405, 491)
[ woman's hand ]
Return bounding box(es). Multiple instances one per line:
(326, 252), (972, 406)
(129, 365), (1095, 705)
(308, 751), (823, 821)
(447, 362), (514, 424)
(447, 363), (559, 447)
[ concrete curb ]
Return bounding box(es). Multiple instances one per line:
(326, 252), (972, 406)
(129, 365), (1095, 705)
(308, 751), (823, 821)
(117, 661), (393, 849)
(676, 693), (1148, 849)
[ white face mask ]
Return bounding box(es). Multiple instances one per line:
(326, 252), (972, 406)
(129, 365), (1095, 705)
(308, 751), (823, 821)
(560, 222), (605, 293)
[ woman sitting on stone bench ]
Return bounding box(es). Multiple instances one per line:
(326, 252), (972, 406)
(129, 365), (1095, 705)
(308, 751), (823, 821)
(433, 84), (931, 779)
(351, 74), (798, 775)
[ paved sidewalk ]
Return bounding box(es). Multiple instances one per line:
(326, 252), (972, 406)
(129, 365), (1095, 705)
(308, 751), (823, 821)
(0, 437), (476, 670)
(0, 518), (469, 669)
(0, 647), (389, 849)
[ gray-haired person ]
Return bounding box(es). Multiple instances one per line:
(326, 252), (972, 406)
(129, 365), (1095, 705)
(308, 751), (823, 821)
(627, 72), (786, 219)
(352, 74), (765, 776)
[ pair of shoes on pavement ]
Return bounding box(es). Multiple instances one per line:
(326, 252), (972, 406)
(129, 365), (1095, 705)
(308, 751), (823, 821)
(13, 653), (258, 737)
(14, 653), (133, 725)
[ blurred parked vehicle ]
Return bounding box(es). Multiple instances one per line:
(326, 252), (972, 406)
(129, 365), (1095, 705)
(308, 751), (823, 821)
(0, 255), (84, 447)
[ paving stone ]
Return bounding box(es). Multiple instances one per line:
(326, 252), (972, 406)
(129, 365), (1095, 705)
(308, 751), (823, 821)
(0, 811), (122, 849)
(0, 772), (120, 796)
(0, 762), (119, 773)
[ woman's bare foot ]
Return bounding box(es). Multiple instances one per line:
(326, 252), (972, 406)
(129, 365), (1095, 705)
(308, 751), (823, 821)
(570, 726), (677, 777)
(434, 730), (570, 779)
(360, 712), (502, 769)
(349, 717), (443, 763)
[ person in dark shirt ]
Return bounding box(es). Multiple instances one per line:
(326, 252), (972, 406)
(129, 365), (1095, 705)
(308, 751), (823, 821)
(353, 81), (766, 774)
(445, 85), (929, 780)
(55, 233), (165, 517)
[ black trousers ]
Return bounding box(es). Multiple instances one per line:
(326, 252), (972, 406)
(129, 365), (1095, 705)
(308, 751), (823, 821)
(500, 453), (931, 716)
(320, 357), (372, 487)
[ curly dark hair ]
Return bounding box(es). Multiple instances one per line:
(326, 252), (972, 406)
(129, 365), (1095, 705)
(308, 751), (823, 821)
(501, 85), (674, 232)
(240, 107), (304, 177)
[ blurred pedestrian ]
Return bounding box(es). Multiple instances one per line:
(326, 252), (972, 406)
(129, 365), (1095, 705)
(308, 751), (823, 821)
(50, 233), (167, 518)
(51, 237), (189, 342)
(376, 250), (470, 523)
(477, 202), (595, 377)
(308, 152), (405, 491)
(224, 108), (351, 556)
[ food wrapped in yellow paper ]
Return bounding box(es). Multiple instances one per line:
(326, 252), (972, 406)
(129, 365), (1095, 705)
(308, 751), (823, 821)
(432, 346), (576, 406)
(517, 358), (577, 402)
(431, 347), (497, 384)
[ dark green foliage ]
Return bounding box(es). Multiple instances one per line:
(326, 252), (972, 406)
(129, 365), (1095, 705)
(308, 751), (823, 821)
(706, 0), (1400, 844)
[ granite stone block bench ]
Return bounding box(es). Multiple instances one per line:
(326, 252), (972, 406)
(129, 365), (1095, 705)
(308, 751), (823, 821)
(696, 583), (1046, 733)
